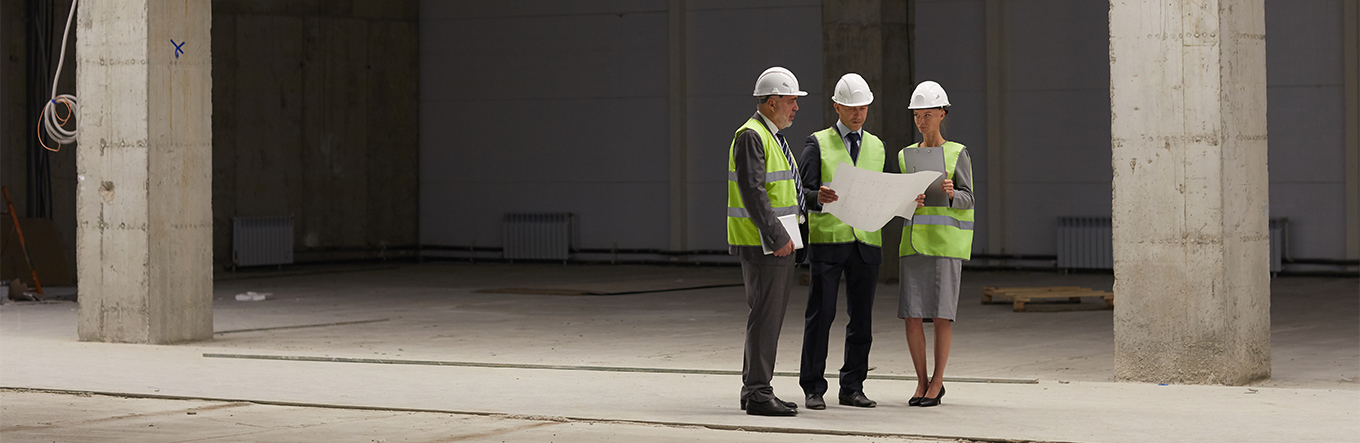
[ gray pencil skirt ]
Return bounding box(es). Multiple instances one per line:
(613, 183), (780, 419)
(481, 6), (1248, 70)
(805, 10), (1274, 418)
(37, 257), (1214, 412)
(897, 254), (963, 321)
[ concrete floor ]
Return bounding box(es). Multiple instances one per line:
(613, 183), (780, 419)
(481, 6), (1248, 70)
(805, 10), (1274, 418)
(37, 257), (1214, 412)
(1, 263), (1357, 442)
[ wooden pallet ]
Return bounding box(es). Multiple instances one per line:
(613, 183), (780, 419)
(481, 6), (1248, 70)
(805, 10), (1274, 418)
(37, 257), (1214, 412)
(982, 286), (1114, 312)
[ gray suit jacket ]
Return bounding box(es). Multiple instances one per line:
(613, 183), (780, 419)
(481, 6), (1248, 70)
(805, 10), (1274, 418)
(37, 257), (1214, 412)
(729, 112), (800, 265)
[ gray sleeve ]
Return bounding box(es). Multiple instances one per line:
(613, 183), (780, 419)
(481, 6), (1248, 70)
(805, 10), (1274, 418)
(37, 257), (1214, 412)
(950, 148), (975, 210)
(799, 135), (823, 212)
(733, 129), (792, 251)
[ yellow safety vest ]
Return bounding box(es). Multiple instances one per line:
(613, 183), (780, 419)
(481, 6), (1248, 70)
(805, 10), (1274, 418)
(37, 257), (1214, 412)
(808, 127), (884, 247)
(727, 118), (800, 247)
(899, 142), (974, 259)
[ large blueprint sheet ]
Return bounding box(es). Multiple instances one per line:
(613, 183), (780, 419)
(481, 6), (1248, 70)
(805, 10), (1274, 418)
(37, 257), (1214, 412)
(821, 162), (942, 232)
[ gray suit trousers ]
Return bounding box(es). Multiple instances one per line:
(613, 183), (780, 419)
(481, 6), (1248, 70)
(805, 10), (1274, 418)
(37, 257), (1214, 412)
(738, 249), (795, 402)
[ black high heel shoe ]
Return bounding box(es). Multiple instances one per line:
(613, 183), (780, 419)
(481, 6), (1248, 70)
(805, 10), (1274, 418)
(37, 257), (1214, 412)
(918, 385), (945, 407)
(909, 384), (928, 406)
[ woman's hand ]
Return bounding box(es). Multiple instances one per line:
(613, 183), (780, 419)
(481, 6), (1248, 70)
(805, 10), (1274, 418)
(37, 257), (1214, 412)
(915, 194), (926, 208)
(942, 179), (955, 200)
(818, 186), (839, 204)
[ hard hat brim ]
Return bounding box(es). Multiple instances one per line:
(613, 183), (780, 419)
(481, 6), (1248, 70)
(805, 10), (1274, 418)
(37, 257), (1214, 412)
(834, 98), (873, 106)
(754, 91), (809, 97)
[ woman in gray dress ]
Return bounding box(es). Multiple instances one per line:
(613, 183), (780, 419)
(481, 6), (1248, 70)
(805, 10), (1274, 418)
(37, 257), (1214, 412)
(897, 81), (975, 407)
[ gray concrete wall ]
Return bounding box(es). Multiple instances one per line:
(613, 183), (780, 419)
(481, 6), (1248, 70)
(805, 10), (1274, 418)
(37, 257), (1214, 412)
(914, 0), (989, 251)
(1265, 0), (1351, 260)
(211, 0), (419, 265)
(915, 0), (1112, 256)
(1000, 0), (1113, 256)
(686, 0), (824, 251)
(6, 1), (1355, 272)
(1110, 0), (1272, 385)
(909, 0), (1349, 262)
(419, 0), (823, 252)
(76, 0), (214, 344)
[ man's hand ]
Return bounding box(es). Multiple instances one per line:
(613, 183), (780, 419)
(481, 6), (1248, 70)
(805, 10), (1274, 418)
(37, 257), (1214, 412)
(942, 179), (955, 200)
(818, 186), (839, 204)
(773, 240), (795, 257)
(915, 194), (926, 208)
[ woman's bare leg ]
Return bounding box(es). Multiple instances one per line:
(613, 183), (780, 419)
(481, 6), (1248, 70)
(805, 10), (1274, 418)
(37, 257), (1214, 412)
(904, 318), (929, 398)
(926, 318), (952, 397)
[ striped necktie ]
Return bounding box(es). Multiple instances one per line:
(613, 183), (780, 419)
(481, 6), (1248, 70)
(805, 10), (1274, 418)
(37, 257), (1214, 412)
(775, 131), (804, 217)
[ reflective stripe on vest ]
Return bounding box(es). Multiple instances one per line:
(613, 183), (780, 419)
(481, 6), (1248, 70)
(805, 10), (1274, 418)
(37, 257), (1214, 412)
(899, 141), (974, 259)
(807, 127), (884, 247)
(913, 214), (975, 231)
(727, 118), (799, 247)
(727, 170), (797, 183)
(728, 206), (800, 218)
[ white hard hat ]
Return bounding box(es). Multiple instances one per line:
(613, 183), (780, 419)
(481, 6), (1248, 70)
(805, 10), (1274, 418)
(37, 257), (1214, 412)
(753, 67), (808, 97)
(832, 73), (873, 106)
(908, 80), (951, 109)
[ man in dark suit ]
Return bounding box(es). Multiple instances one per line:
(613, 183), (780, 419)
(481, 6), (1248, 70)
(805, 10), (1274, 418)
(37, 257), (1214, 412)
(797, 73), (885, 410)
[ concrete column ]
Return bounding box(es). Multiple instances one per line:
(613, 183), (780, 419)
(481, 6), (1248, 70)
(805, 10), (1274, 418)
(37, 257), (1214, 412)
(669, 0), (688, 253)
(76, 0), (212, 344)
(822, 0), (911, 281)
(1109, 0), (1271, 385)
(877, 0), (911, 281)
(822, 0), (883, 134)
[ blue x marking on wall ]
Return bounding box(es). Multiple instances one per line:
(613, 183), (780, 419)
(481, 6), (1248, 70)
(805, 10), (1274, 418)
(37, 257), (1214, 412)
(172, 39), (185, 59)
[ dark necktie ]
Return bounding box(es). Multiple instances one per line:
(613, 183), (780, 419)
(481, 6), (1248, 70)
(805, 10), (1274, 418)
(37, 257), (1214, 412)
(847, 132), (861, 164)
(775, 131), (804, 216)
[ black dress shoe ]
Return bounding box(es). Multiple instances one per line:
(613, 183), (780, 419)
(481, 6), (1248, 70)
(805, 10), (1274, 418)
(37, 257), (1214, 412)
(838, 391), (877, 408)
(741, 397), (797, 410)
(908, 396), (924, 406)
(805, 393), (826, 410)
(745, 398), (798, 416)
(918, 386), (945, 407)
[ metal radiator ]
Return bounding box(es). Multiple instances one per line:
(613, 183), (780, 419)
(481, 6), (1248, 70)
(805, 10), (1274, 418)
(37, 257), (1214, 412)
(233, 216), (294, 268)
(1269, 218), (1287, 274)
(1057, 217), (1113, 269)
(1056, 217), (1286, 272)
(503, 213), (572, 261)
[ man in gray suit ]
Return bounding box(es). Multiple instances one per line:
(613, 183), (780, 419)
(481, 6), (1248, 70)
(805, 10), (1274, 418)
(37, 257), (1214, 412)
(726, 66), (808, 416)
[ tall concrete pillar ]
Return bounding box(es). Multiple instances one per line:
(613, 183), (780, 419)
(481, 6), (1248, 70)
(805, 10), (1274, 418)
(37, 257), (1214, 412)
(1109, 0), (1270, 385)
(76, 0), (212, 344)
(822, 0), (912, 281)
